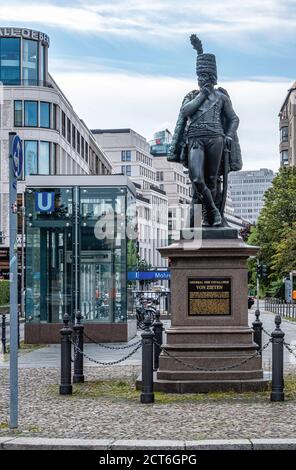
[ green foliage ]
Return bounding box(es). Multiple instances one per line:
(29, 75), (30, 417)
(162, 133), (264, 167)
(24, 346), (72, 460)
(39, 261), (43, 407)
(0, 280), (9, 306)
(247, 167), (296, 293)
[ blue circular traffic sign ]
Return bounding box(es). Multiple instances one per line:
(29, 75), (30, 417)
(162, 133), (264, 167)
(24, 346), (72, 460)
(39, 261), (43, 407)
(12, 135), (23, 177)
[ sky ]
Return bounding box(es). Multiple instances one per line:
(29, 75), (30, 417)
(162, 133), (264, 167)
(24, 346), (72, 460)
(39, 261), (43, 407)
(1, 0), (296, 171)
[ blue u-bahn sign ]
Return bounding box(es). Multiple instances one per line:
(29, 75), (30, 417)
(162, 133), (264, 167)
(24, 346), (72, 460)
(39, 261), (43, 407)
(128, 271), (171, 281)
(35, 192), (55, 212)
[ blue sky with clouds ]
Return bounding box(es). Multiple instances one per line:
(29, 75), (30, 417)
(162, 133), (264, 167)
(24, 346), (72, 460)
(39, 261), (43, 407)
(1, 0), (295, 170)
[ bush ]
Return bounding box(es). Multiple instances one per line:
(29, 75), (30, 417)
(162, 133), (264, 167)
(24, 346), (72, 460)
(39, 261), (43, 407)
(0, 280), (9, 306)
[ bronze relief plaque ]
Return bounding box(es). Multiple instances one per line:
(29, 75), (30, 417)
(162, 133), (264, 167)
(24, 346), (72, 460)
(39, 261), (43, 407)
(188, 277), (231, 316)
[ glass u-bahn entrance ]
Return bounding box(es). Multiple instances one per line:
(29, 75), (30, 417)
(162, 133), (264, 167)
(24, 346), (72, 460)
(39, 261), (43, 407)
(24, 175), (137, 343)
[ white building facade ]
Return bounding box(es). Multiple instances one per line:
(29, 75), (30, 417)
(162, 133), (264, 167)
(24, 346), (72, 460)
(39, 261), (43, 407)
(92, 128), (168, 269)
(0, 27), (112, 274)
(229, 168), (275, 223)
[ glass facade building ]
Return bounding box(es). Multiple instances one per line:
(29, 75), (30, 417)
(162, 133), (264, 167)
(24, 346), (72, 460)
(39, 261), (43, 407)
(0, 29), (49, 86)
(24, 175), (137, 343)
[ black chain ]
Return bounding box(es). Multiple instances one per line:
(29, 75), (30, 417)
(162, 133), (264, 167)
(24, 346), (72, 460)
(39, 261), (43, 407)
(262, 327), (272, 337)
(154, 338), (271, 372)
(284, 341), (296, 358)
(71, 339), (142, 366)
(83, 330), (141, 350)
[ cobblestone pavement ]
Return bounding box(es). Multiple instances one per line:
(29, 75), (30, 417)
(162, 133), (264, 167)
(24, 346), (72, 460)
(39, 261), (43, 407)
(0, 310), (295, 440)
(0, 365), (296, 441)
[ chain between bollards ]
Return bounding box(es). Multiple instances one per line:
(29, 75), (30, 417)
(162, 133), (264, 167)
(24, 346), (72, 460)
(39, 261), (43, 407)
(73, 310), (84, 384)
(152, 310), (163, 371)
(270, 314), (285, 402)
(59, 313), (73, 395)
(1, 314), (6, 354)
(140, 316), (155, 404)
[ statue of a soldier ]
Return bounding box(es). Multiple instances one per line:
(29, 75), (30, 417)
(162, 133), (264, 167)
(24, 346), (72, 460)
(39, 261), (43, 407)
(168, 35), (242, 227)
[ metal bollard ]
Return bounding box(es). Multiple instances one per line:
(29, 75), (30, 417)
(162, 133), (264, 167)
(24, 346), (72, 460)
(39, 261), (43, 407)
(270, 314), (285, 402)
(252, 309), (262, 352)
(140, 316), (155, 404)
(1, 314), (6, 354)
(152, 310), (163, 371)
(73, 310), (84, 383)
(59, 313), (73, 395)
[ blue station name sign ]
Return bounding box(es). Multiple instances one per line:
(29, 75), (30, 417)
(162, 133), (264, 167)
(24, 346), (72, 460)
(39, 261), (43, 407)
(128, 271), (171, 281)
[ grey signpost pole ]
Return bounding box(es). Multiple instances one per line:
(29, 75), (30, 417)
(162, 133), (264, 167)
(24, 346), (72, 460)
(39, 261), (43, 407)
(9, 131), (22, 429)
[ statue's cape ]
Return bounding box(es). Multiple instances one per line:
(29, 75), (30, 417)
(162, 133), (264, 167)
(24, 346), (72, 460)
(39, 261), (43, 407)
(168, 88), (242, 172)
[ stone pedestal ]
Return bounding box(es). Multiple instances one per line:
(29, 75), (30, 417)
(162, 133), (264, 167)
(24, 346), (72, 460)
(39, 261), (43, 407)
(154, 229), (268, 392)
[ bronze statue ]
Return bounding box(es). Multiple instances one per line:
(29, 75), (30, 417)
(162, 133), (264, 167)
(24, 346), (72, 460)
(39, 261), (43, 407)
(168, 35), (242, 227)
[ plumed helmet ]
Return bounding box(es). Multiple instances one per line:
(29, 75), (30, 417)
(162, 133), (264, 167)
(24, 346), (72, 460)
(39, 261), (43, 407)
(190, 34), (217, 82)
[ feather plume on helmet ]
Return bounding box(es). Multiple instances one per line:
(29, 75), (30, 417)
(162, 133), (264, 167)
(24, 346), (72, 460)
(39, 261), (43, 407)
(190, 34), (217, 83)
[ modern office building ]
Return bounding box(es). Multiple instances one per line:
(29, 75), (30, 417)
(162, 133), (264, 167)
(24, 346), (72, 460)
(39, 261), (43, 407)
(92, 128), (168, 269)
(229, 168), (275, 223)
(0, 27), (112, 276)
(25, 175), (137, 343)
(279, 81), (296, 167)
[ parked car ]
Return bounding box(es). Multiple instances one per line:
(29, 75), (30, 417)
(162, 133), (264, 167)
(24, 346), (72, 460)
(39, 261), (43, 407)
(248, 296), (255, 309)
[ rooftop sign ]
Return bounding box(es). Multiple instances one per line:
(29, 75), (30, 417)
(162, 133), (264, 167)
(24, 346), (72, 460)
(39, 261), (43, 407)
(0, 27), (49, 46)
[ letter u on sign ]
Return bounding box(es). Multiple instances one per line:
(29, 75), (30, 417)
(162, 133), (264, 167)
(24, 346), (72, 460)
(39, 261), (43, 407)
(35, 192), (55, 212)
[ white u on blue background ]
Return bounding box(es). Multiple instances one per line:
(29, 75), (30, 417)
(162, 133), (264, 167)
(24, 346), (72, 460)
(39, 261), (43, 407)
(35, 192), (55, 212)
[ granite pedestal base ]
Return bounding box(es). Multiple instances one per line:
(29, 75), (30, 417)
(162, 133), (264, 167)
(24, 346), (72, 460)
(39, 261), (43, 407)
(154, 229), (268, 393)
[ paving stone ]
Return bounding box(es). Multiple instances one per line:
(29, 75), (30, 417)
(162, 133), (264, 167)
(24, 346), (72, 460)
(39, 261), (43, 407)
(2, 437), (113, 450)
(185, 439), (252, 450)
(111, 439), (185, 450)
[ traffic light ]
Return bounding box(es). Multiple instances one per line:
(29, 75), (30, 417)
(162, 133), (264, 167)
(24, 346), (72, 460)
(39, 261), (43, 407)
(257, 263), (268, 280)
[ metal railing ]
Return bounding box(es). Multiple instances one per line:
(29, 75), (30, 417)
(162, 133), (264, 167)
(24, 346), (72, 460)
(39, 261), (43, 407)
(265, 298), (296, 320)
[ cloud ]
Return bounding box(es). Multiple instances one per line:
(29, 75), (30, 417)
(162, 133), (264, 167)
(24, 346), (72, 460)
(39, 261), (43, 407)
(52, 68), (290, 171)
(0, 0), (295, 40)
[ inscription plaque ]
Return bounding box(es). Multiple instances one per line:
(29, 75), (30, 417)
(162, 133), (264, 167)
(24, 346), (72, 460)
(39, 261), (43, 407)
(188, 277), (231, 316)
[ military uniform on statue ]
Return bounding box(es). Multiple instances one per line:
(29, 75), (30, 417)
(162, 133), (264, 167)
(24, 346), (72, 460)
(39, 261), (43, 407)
(151, 35), (268, 393)
(168, 34), (242, 230)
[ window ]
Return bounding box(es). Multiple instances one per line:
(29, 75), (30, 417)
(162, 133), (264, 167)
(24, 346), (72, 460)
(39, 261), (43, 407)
(77, 131), (81, 154)
(61, 111), (66, 137)
(52, 143), (57, 174)
(39, 142), (50, 174)
(280, 126), (288, 142)
(121, 165), (125, 174)
(126, 165), (131, 176)
(40, 45), (46, 83)
(40, 102), (50, 128)
(14, 100), (22, 127)
(81, 136), (85, 159)
(67, 117), (71, 143)
(52, 104), (57, 130)
(24, 101), (38, 127)
(72, 124), (76, 149)
(85, 142), (89, 162)
(121, 150), (131, 161)
(156, 171), (164, 181)
(24, 141), (38, 176)
(22, 39), (38, 85)
(281, 150), (289, 166)
(0, 38), (20, 85)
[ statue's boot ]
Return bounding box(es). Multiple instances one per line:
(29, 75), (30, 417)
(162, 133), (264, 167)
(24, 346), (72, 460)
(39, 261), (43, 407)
(201, 188), (222, 227)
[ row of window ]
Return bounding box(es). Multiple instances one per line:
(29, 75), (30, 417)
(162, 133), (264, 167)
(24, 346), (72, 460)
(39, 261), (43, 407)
(136, 151), (153, 167)
(0, 37), (46, 85)
(140, 166), (155, 181)
(13, 100), (110, 175)
(174, 172), (186, 184)
(14, 100), (53, 128)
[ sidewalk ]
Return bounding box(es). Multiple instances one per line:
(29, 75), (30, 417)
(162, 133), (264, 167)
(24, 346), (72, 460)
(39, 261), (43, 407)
(1, 436), (296, 450)
(1, 312), (295, 370)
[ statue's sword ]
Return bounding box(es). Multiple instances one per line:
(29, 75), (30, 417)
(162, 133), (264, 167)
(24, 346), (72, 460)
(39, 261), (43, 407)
(220, 140), (231, 216)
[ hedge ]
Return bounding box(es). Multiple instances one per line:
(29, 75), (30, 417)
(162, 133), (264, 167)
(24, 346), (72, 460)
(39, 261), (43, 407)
(0, 280), (10, 306)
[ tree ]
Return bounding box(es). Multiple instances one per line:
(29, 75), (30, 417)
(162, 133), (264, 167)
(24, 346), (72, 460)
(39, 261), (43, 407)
(247, 167), (296, 294)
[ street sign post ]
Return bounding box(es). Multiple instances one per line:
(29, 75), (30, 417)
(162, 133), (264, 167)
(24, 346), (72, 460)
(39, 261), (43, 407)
(9, 132), (23, 428)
